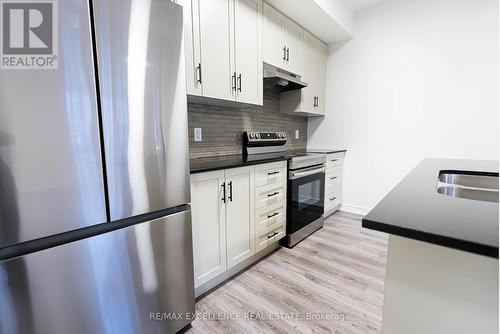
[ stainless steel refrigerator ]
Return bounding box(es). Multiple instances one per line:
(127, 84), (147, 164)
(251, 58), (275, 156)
(0, 0), (194, 333)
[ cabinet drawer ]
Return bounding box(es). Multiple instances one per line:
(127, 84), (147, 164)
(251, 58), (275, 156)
(325, 180), (341, 195)
(255, 182), (286, 209)
(326, 152), (344, 167)
(255, 200), (285, 231)
(255, 161), (287, 187)
(325, 166), (342, 184)
(324, 190), (341, 212)
(256, 221), (285, 252)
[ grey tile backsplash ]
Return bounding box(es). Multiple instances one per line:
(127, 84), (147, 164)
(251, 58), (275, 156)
(188, 87), (308, 159)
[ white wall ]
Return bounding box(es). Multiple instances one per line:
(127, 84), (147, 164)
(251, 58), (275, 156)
(308, 0), (499, 212)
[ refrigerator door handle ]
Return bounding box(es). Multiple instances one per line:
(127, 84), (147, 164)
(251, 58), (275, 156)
(221, 182), (226, 203)
(228, 181), (233, 202)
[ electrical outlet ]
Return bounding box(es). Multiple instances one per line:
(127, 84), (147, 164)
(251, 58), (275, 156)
(295, 130), (299, 139)
(194, 128), (202, 142)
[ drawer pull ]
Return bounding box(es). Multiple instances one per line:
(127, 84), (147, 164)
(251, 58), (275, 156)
(267, 212), (279, 219)
(330, 176), (337, 180)
(330, 197), (337, 201)
(267, 171), (280, 175)
(267, 191), (279, 197)
(330, 159), (339, 162)
(268, 231), (279, 239)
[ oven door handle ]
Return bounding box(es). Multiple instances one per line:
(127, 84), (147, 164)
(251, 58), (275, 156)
(289, 166), (326, 180)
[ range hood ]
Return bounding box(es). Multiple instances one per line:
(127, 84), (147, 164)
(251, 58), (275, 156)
(263, 62), (307, 91)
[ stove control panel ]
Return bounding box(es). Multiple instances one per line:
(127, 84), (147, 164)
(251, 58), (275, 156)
(245, 132), (287, 142)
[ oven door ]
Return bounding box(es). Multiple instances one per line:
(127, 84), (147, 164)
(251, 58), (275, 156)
(287, 166), (325, 234)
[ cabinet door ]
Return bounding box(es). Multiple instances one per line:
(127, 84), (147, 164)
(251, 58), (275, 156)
(225, 166), (255, 268)
(234, 0), (263, 105)
(283, 18), (302, 74)
(181, 0), (202, 96)
(190, 170), (227, 288)
(314, 39), (327, 115)
(299, 30), (317, 112)
(198, 0), (234, 100)
(262, 3), (286, 68)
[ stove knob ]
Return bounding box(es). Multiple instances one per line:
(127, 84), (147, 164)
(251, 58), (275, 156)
(256, 133), (261, 139)
(249, 133), (254, 139)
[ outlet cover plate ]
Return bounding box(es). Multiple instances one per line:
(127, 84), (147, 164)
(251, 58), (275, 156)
(194, 128), (202, 142)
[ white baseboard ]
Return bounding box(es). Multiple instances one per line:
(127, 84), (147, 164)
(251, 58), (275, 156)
(195, 242), (279, 298)
(339, 203), (371, 216)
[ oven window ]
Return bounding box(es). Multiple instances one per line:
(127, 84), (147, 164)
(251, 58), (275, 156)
(298, 179), (323, 210)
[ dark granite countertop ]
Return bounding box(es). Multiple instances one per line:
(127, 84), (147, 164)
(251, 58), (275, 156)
(190, 148), (347, 174)
(307, 149), (347, 154)
(190, 153), (295, 174)
(362, 158), (499, 258)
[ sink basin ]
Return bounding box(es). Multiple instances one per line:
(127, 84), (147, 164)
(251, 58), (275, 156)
(437, 171), (499, 203)
(438, 172), (498, 190)
(437, 186), (498, 203)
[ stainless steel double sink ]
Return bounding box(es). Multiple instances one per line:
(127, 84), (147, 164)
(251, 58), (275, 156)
(437, 171), (499, 203)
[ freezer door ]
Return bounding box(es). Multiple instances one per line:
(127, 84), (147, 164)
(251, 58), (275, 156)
(0, 210), (195, 334)
(0, 0), (107, 248)
(92, 0), (191, 221)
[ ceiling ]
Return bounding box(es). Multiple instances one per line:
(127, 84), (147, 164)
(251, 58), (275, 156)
(266, 0), (387, 44)
(338, 0), (386, 12)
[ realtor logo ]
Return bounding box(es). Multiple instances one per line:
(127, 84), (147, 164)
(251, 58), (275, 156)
(1, 0), (58, 69)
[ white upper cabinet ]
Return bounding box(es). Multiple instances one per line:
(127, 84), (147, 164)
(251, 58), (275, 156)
(198, 0), (234, 101)
(283, 19), (302, 74)
(280, 29), (327, 116)
(234, 0), (263, 105)
(182, 0), (328, 113)
(262, 3), (286, 69)
(314, 39), (327, 115)
(181, 0), (202, 96)
(262, 3), (302, 74)
(182, 0), (263, 105)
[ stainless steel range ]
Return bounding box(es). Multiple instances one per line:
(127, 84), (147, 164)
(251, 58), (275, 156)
(244, 132), (326, 247)
(286, 154), (326, 247)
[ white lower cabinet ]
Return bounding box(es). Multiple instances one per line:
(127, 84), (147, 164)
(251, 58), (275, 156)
(190, 170), (227, 287)
(253, 161), (287, 251)
(191, 161), (287, 289)
(225, 166), (255, 269)
(323, 152), (345, 216)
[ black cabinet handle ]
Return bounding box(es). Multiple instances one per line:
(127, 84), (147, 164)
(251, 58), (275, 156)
(232, 72), (236, 91)
(330, 176), (337, 180)
(313, 96), (317, 107)
(286, 48), (290, 61)
(267, 171), (279, 175)
(331, 159), (338, 162)
(221, 183), (226, 203)
(267, 212), (279, 219)
(330, 197), (336, 201)
(196, 63), (202, 83)
(316, 96), (319, 107)
(282, 46), (286, 60)
(228, 181), (233, 202)
(267, 231), (279, 239)
(267, 191), (279, 197)
(237, 73), (242, 92)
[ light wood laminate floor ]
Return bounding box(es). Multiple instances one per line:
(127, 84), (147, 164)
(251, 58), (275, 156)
(187, 212), (388, 334)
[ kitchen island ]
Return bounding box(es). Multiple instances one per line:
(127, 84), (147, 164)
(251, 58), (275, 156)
(363, 158), (499, 334)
